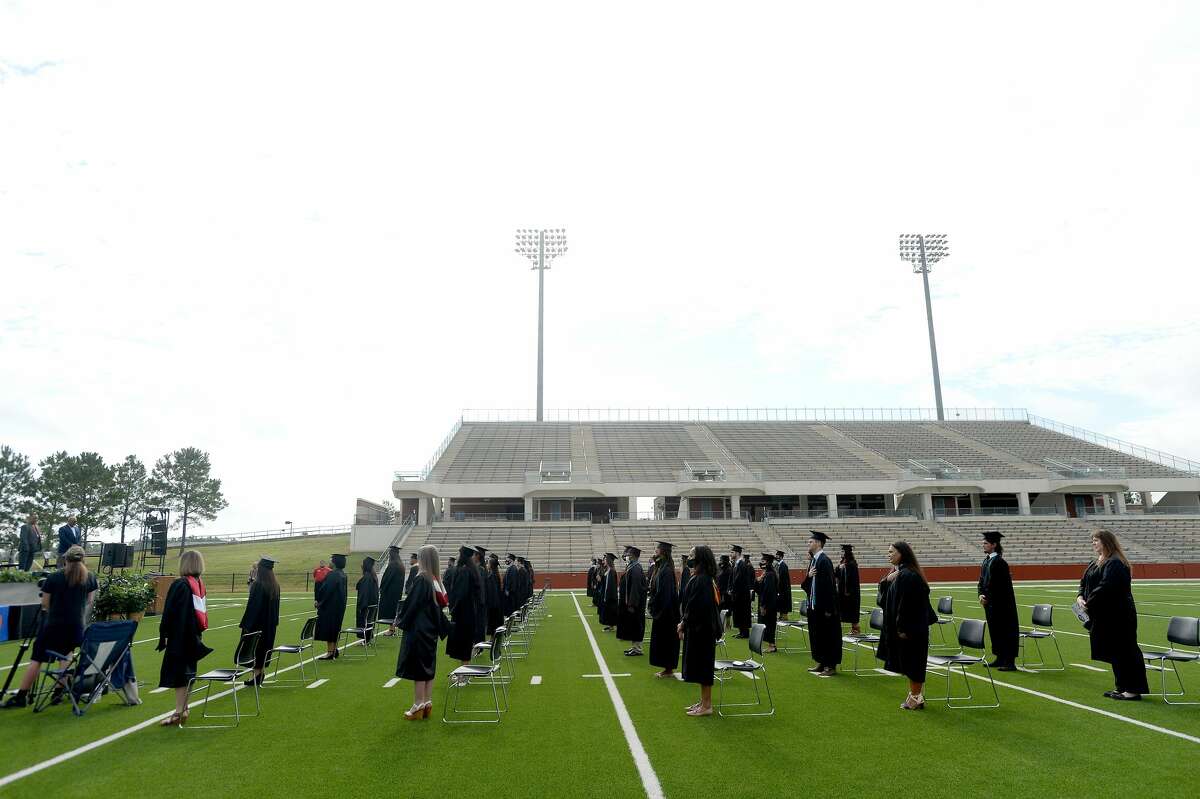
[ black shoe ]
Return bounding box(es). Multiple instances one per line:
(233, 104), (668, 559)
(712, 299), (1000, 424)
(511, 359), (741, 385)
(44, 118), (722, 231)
(1112, 693), (1142, 701)
(996, 665), (1017, 672)
(2, 692), (29, 709)
(625, 649), (643, 657)
(1103, 690), (1118, 698)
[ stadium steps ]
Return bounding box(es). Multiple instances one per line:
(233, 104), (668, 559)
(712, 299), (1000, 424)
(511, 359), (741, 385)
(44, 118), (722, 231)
(429, 433), (468, 482)
(573, 425), (602, 478)
(809, 424), (904, 477)
(591, 524), (617, 559)
(770, 518), (979, 568)
(932, 517), (1171, 564)
(685, 424), (750, 473)
(926, 423), (1046, 476)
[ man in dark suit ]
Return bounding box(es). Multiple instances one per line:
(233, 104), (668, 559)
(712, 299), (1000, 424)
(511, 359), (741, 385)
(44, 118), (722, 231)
(801, 530), (842, 677)
(17, 513), (41, 571)
(57, 515), (82, 561)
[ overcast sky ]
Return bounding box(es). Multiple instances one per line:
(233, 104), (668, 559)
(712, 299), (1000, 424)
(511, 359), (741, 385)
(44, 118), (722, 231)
(2, 1), (1198, 538)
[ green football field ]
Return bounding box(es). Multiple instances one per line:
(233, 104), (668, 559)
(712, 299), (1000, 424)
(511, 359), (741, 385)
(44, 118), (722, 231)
(1, 580), (1198, 798)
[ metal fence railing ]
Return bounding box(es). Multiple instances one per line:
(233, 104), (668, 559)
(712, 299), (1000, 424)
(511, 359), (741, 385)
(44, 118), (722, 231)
(172, 524), (350, 547)
(435, 512), (594, 523)
(609, 511), (751, 522)
(459, 407), (1031, 423)
(1029, 415), (1200, 475)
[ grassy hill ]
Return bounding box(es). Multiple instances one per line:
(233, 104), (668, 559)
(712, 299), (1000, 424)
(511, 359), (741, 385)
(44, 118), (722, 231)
(159, 534), (359, 593)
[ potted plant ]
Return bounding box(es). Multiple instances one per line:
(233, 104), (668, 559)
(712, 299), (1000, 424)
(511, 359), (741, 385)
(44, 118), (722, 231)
(93, 572), (158, 622)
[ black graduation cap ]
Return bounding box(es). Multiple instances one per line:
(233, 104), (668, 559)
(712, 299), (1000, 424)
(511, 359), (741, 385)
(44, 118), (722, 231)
(719, 554), (730, 564)
(982, 530), (1005, 544)
(761, 552), (775, 562)
(258, 556), (276, 570)
(808, 530), (830, 544)
(656, 540), (675, 550)
(775, 550), (786, 558)
(475, 545), (489, 557)
(506, 552), (516, 560)
(730, 544), (743, 553)
(604, 552), (617, 561)
(387, 545), (400, 552)
(626, 545), (641, 557)
(331, 553), (347, 569)
(362, 556), (376, 569)
(840, 544), (854, 553)
(457, 544), (475, 560)
(409, 553), (418, 560)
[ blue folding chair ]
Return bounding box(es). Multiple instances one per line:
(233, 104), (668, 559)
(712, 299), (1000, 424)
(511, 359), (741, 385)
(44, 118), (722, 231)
(33, 620), (138, 716)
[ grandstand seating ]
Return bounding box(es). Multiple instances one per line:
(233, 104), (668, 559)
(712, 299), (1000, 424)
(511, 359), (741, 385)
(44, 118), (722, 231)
(827, 422), (1038, 479)
(591, 423), (710, 482)
(947, 421), (1191, 478)
(770, 518), (982, 567)
(422, 521), (594, 572)
(704, 423), (892, 480)
(439, 423), (572, 483)
(610, 519), (763, 559)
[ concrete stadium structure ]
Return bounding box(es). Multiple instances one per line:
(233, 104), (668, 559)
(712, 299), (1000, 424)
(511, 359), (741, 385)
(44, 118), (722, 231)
(351, 408), (1200, 582)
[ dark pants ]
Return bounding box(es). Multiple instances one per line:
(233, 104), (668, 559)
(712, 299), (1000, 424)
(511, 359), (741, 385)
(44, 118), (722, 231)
(18, 551), (34, 571)
(1111, 648), (1150, 695)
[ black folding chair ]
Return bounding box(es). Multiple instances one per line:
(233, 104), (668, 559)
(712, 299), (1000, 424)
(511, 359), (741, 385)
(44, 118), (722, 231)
(267, 617), (319, 686)
(842, 608), (885, 676)
(377, 600), (403, 640)
(776, 599), (810, 654)
(714, 623), (775, 717)
(32, 620), (138, 716)
(931, 596), (957, 650)
(339, 605), (379, 659)
(1019, 604), (1064, 671)
(188, 631), (262, 729)
(1142, 616), (1200, 705)
(927, 619), (1000, 709)
(443, 630), (509, 724)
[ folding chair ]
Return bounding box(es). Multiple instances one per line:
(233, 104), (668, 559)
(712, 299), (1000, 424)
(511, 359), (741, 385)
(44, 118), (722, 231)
(931, 596), (957, 650)
(266, 617), (319, 686)
(927, 619), (1000, 709)
(32, 620), (138, 716)
(842, 608), (885, 676)
(376, 600), (402, 641)
(1142, 616), (1200, 705)
(443, 630), (508, 724)
(776, 599), (810, 654)
(338, 605), (378, 659)
(188, 630), (262, 729)
(714, 623), (775, 717)
(716, 610), (731, 660)
(1018, 604), (1064, 672)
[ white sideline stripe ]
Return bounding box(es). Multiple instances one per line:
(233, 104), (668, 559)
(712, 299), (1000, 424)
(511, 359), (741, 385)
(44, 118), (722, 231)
(949, 665), (1200, 745)
(1071, 663), (1107, 672)
(0, 639), (364, 789)
(583, 673), (631, 678)
(149, 687), (170, 694)
(383, 677), (401, 688)
(306, 678), (328, 689)
(530, 675), (542, 685)
(570, 593), (663, 799)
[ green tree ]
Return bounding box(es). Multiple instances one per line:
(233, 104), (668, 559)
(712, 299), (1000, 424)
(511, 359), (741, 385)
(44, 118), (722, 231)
(0, 445), (35, 548)
(31, 451), (73, 550)
(33, 451), (117, 547)
(149, 447), (228, 550)
(111, 455), (148, 543)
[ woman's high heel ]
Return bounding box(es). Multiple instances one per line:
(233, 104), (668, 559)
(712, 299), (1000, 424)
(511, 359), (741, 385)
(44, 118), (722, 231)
(422, 702), (432, 719)
(403, 704), (423, 720)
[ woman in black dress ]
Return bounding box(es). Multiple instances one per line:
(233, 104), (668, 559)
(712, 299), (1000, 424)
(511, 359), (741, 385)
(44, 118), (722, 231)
(379, 546), (406, 636)
(1, 546), (98, 709)
(715, 554), (730, 628)
(875, 541), (934, 710)
(648, 541), (680, 677)
(1077, 530), (1148, 700)
(835, 544), (862, 634)
(396, 544), (446, 720)
(678, 545), (719, 717)
(157, 550), (214, 726)
(239, 556), (280, 686)
(484, 554), (503, 639)
(445, 545), (479, 667)
(314, 553), (348, 660)
(355, 556), (380, 644)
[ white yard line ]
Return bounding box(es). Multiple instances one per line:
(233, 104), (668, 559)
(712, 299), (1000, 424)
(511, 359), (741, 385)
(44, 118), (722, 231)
(0, 639), (363, 789)
(530, 675), (542, 685)
(1071, 663), (1107, 672)
(383, 677), (400, 688)
(306, 678), (328, 689)
(571, 593), (663, 799)
(583, 673), (631, 678)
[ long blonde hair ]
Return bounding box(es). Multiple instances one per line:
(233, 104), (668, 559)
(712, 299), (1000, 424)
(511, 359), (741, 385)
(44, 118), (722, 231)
(417, 544), (440, 587)
(1091, 529), (1129, 566)
(179, 549), (206, 577)
(63, 545), (88, 587)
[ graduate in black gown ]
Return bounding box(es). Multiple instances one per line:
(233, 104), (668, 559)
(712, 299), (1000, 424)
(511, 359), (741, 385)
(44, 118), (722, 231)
(472, 546), (488, 645)
(315, 553), (348, 660)
(679, 545), (719, 716)
(599, 552), (619, 630)
(730, 545), (753, 638)
(355, 556), (380, 643)
(445, 546), (479, 666)
(755, 552), (779, 652)
(680, 553), (694, 611)
(774, 550), (792, 620)
(484, 553), (503, 638)
(617, 546), (648, 656)
(442, 557), (457, 593)
(239, 555), (281, 685)
(648, 541), (680, 677)
(715, 555), (730, 626)
(155, 550), (213, 726)
(503, 553), (521, 617)
(397, 544), (448, 720)
(875, 541), (935, 710)
(586, 558), (598, 600)
(404, 552), (419, 598)
(1078, 530), (1148, 700)
(835, 544), (862, 634)
(801, 531), (842, 675)
(977, 531), (1019, 670)
(380, 546), (407, 636)
(591, 556), (605, 612)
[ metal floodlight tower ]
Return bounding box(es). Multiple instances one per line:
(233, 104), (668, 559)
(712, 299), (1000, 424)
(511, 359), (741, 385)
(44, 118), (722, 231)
(515, 228), (567, 421)
(899, 233), (950, 421)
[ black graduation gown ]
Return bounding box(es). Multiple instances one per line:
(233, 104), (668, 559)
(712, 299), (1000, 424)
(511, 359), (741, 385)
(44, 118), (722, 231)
(978, 554), (1019, 663)
(775, 560), (792, 615)
(801, 553), (842, 666)
(648, 562), (680, 669)
(445, 564), (479, 660)
(1080, 559), (1148, 694)
(503, 563), (521, 616)
(600, 568), (619, 626)
(731, 559), (753, 631)
(591, 567), (603, 609)
(379, 561), (406, 622)
(681, 573), (718, 686)
(157, 578), (214, 688)
(484, 570), (503, 635)
(617, 561), (647, 643)
(396, 577), (440, 681)
(586, 566), (597, 598)
(314, 567), (348, 643)
(356, 571), (380, 642)
(713, 567), (727, 613)
(404, 566), (418, 598)
(239, 579), (280, 669)
(875, 567), (933, 682)
(835, 562), (861, 624)
(472, 564), (488, 644)
(756, 568), (778, 644)
(442, 566), (455, 593)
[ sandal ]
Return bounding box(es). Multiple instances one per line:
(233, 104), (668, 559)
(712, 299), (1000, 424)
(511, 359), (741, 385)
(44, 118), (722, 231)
(686, 706), (713, 716)
(159, 712), (183, 727)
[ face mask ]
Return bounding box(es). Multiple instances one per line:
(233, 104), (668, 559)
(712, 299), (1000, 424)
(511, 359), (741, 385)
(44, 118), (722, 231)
(686, 558), (696, 569)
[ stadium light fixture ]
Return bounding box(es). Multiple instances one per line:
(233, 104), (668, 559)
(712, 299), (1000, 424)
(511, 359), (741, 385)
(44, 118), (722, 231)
(898, 234), (949, 421)
(515, 228), (568, 421)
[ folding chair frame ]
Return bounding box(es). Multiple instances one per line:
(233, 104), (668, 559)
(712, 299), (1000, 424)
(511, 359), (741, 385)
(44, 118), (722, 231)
(926, 657), (1000, 709)
(266, 618), (319, 687)
(442, 634), (509, 724)
(714, 624), (775, 718)
(1018, 630), (1065, 672)
(338, 605), (379, 660)
(187, 631), (263, 729)
(32, 641), (133, 716)
(1142, 653), (1199, 705)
